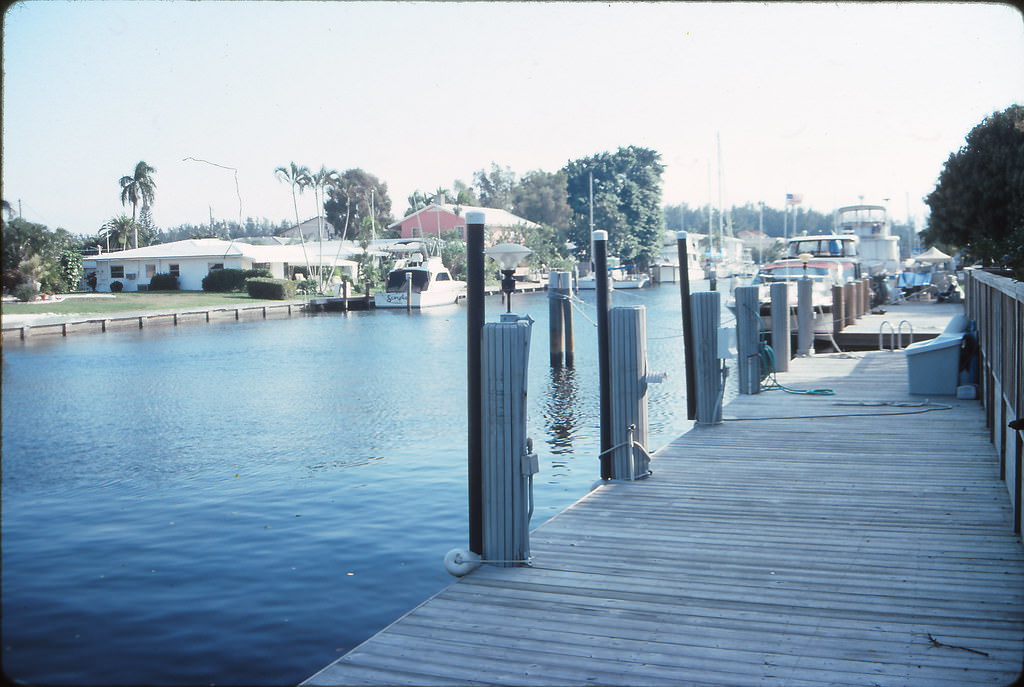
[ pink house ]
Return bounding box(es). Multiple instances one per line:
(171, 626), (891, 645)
(389, 204), (540, 240)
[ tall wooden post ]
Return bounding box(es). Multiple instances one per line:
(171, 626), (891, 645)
(594, 230), (613, 480)
(677, 231), (697, 421)
(466, 211), (485, 555)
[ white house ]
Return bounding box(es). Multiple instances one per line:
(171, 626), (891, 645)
(85, 238), (360, 292)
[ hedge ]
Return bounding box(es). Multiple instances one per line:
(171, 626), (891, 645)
(202, 268), (272, 292)
(246, 278), (297, 300)
(149, 272), (179, 290)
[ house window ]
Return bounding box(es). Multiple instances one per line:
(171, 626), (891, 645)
(145, 264), (156, 278)
(169, 264), (180, 277)
(455, 225), (466, 239)
(252, 262), (270, 270)
(208, 263), (224, 271)
(410, 227), (422, 238)
(110, 265), (124, 279)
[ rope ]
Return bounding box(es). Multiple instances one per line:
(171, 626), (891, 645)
(758, 341), (835, 395)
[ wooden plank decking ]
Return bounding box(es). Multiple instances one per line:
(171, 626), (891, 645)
(304, 350), (1024, 687)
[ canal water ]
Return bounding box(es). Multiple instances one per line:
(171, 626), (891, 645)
(2, 282), (738, 686)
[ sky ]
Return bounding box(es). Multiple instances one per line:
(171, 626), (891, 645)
(2, 1), (1022, 236)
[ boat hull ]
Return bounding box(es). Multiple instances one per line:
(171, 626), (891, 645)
(373, 288), (464, 308)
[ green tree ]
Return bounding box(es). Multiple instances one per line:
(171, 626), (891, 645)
(2, 218), (76, 292)
(325, 169), (394, 241)
(564, 146), (665, 268)
(119, 161), (157, 249)
(512, 169), (572, 232)
(474, 163), (517, 210)
(923, 105), (1024, 278)
(58, 248), (84, 291)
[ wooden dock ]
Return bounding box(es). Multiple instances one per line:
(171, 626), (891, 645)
(833, 300), (966, 350)
(304, 350), (1024, 686)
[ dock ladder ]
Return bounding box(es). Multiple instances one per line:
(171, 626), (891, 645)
(879, 319), (914, 351)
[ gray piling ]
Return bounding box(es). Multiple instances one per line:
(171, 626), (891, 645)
(769, 282), (790, 373)
(691, 291), (723, 425)
(797, 277), (814, 356)
(734, 285), (761, 395)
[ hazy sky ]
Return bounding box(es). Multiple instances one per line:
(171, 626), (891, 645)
(3, 1), (1022, 235)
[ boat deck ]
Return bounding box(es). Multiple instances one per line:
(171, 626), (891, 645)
(304, 350), (1024, 686)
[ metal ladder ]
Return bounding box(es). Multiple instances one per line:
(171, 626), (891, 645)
(879, 319), (914, 351)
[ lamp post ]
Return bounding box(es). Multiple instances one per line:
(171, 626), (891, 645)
(799, 251), (813, 277)
(485, 243), (533, 313)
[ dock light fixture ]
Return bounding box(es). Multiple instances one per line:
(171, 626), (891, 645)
(486, 243), (533, 312)
(798, 252), (813, 277)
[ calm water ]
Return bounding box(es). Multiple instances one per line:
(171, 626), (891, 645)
(2, 283), (737, 686)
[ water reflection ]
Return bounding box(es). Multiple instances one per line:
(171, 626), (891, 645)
(543, 365), (582, 455)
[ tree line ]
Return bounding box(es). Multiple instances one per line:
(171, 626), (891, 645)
(9, 108), (1021, 296)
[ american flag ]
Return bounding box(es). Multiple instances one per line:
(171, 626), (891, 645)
(785, 193), (803, 205)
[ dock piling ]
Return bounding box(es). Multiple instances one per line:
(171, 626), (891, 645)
(797, 277), (814, 356)
(734, 285), (761, 394)
(770, 282), (790, 372)
(691, 291), (723, 424)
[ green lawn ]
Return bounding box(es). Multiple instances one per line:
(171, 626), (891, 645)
(1, 291), (305, 316)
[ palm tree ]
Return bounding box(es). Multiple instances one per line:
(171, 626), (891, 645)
(119, 161), (157, 249)
(101, 215), (136, 252)
(274, 162), (312, 280)
(308, 165), (340, 293)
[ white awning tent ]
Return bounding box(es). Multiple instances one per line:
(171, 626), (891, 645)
(912, 246), (953, 263)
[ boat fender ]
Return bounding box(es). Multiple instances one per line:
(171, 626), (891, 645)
(443, 549), (482, 577)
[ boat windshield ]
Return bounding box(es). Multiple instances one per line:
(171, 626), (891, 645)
(787, 238), (856, 258)
(752, 266), (830, 284)
(385, 269), (430, 293)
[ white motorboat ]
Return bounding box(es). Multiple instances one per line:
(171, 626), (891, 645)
(374, 244), (466, 308)
(834, 204), (900, 276)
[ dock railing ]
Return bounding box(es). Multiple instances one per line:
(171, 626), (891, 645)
(965, 268), (1024, 532)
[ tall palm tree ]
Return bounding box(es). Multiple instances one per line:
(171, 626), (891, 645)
(274, 162), (312, 280)
(119, 161), (157, 249)
(308, 165), (339, 293)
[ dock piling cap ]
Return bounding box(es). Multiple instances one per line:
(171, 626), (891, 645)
(466, 211), (485, 225)
(592, 230), (608, 242)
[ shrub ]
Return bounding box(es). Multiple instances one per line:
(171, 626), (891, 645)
(149, 272), (179, 290)
(246, 278), (297, 300)
(110, 280), (124, 293)
(201, 268), (273, 292)
(13, 283), (38, 302)
(3, 269), (24, 294)
(202, 268), (246, 292)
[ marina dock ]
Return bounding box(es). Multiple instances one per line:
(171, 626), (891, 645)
(305, 347), (1024, 685)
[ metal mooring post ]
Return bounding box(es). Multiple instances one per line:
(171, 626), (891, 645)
(594, 230), (613, 480)
(466, 211), (485, 555)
